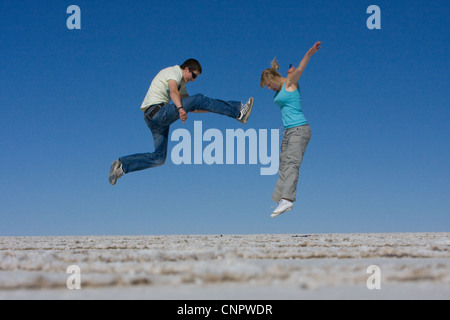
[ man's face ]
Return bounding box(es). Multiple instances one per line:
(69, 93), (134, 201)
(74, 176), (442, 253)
(182, 67), (200, 83)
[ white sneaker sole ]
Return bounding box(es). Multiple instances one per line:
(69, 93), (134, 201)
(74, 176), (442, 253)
(270, 206), (293, 218)
(109, 160), (121, 185)
(240, 97), (254, 124)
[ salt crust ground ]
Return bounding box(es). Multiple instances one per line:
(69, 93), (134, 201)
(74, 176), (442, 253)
(0, 233), (449, 300)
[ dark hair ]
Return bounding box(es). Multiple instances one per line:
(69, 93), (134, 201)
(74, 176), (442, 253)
(180, 59), (202, 74)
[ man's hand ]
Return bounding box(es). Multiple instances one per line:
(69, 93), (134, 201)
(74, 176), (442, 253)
(179, 108), (188, 124)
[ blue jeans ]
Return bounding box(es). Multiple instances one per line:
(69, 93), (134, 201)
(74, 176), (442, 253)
(119, 94), (242, 173)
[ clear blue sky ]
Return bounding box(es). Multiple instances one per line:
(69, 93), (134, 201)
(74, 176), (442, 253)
(1, 0), (449, 236)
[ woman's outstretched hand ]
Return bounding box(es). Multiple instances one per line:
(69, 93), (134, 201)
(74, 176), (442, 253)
(308, 41), (321, 55)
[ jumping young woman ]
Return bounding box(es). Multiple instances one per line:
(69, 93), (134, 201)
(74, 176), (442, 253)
(260, 41), (321, 217)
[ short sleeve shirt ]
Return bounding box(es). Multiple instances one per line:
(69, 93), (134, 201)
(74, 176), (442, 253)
(140, 65), (188, 111)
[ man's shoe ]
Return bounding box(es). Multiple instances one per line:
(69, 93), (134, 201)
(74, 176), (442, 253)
(109, 160), (124, 185)
(271, 199), (294, 218)
(237, 97), (254, 124)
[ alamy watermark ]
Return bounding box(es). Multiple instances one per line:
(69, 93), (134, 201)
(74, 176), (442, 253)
(367, 5), (381, 30)
(65, 264), (382, 290)
(66, 5), (81, 30)
(66, 5), (380, 31)
(64, 4), (381, 172)
(171, 121), (280, 176)
(66, 265), (81, 289)
(366, 265), (382, 290)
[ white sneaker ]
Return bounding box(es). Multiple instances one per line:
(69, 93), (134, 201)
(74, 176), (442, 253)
(237, 97), (254, 124)
(109, 160), (124, 185)
(271, 199), (294, 218)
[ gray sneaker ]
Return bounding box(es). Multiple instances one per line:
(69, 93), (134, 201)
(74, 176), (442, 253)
(237, 97), (254, 124)
(109, 160), (124, 185)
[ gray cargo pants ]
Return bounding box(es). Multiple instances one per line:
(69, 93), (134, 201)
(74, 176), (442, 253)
(272, 124), (311, 203)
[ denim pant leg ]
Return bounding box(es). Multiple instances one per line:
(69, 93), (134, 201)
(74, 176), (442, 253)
(119, 107), (171, 174)
(181, 94), (241, 119)
(272, 125), (311, 203)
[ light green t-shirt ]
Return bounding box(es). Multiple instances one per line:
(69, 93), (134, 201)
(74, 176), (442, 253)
(140, 65), (188, 111)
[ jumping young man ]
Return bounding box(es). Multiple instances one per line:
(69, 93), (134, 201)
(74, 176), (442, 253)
(109, 59), (254, 185)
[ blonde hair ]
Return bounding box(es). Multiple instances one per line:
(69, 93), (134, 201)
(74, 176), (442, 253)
(260, 57), (282, 88)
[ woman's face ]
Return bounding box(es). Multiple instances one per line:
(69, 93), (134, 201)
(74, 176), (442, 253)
(265, 80), (282, 92)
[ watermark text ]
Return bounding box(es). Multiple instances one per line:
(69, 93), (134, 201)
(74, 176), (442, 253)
(171, 121), (280, 176)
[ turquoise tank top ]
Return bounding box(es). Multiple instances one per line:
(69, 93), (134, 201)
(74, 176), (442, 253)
(273, 82), (308, 129)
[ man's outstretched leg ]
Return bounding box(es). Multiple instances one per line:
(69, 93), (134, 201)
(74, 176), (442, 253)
(181, 94), (254, 124)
